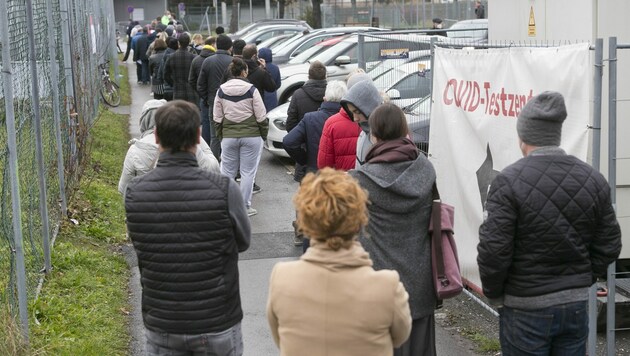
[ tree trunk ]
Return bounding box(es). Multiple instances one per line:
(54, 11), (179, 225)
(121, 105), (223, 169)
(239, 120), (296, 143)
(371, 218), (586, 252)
(312, 0), (322, 28)
(279, 0), (285, 18)
(351, 0), (357, 21)
(229, 0), (239, 33)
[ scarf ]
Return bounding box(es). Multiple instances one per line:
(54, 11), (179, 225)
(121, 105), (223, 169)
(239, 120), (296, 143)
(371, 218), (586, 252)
(365, 137), (419, 164)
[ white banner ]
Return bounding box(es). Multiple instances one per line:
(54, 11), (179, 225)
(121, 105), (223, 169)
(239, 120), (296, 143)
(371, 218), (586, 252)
(428, 44), (591, 290)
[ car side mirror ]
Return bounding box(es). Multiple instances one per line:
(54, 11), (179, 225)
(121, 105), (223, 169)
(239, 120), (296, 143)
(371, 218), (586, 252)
(255, 39), (262, 45)
(387, 89), (401, 99)
(334, 55), (351, 66)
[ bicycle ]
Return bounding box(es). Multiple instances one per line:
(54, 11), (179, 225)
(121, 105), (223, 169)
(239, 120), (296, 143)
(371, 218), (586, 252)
(99, 60), (121, 107)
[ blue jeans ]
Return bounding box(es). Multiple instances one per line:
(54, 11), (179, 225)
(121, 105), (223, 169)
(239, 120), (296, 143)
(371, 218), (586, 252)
(145, 322), (243, 356)
(499, 301), (588, 356)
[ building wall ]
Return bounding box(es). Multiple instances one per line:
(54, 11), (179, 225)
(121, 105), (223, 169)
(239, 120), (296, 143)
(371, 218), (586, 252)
(489, 0), (630, 258)
(114, 0), (167, 26)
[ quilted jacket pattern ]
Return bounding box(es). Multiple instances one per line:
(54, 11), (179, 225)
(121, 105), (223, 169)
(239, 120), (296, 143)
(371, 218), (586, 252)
(478, 151), (621, 299)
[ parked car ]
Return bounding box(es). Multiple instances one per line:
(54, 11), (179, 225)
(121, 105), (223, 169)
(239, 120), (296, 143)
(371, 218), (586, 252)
(256, 33), (295, 51)
(230, 19), (312, 39)
(277, 33), (440, 104)
(240, 24), (310, 45)
(446, 19), (488, 45)
(373, 61), (432, 108)
(271, 27), (387, 65)
(265, 102), (292, 157)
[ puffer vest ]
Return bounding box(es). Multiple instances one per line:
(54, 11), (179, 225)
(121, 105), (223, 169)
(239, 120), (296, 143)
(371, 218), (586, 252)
(125, 151), (243, 334)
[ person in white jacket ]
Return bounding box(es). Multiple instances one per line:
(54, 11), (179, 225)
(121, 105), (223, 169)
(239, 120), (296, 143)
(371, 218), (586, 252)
(118, 99), (219, 194)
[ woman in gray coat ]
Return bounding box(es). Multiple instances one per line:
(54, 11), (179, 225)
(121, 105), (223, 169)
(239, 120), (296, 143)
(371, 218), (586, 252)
(350, 103), (437, 356)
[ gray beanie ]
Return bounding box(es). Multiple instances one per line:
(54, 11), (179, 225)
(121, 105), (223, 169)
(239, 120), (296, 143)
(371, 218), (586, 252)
(517, 91), (567, 147)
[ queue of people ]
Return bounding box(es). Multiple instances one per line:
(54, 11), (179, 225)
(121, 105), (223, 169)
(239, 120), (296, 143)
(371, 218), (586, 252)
(119, 23), (622, 356)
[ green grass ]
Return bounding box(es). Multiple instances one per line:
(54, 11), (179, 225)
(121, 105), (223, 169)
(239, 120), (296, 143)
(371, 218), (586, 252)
(115, 60), (132, 107)
(461, 327), (501, 353)
(25, 89), (132, 353)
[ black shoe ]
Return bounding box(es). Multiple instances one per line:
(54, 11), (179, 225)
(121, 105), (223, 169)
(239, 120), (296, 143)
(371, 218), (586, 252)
(253, 183), (261, 194)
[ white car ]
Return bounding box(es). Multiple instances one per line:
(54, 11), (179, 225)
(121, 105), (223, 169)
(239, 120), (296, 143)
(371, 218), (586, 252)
(265, 102), (291, 157)
(277, 33), (441, 104)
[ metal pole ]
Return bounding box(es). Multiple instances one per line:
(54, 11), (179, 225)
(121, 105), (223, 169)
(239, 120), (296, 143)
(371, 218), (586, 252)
(357, 32), (365, 70)
(606, 36), (617, 356)
(26, 0), (53, 276)
(59, 0), (78, 160)
(250, 0), (253, 24)
(0, 0), (30, 344)
(45, 0), (68, 226)
(587, 37), (603, 356)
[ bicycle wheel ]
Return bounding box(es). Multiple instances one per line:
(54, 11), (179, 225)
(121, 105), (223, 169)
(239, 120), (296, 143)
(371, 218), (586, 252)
(101, 80), (121, 107)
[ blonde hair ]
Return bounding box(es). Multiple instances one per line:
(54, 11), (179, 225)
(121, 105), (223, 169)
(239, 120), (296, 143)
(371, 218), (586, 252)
(293, 168), (369, 250)
(192, 33), (204, 45)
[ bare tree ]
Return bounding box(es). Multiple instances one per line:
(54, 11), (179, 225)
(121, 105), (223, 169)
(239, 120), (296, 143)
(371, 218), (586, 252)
(311, 0), (322, 28)
(278, 0), (285, 18)
(229, 0), (239, 33)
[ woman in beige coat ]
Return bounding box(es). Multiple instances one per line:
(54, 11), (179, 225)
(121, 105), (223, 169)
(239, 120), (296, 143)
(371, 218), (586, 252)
(266, 168), (412, 356)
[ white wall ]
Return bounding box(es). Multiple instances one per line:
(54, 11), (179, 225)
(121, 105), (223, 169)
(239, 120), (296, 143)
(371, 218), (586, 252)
(489, 0), (630, 258)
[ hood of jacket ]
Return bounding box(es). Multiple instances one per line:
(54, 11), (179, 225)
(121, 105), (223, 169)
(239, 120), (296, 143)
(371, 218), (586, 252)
(139, 99), (167, 136)
(350, 154), (435, 214)
(340, 80), (382, 120)
(244, 58), (260, 73)
(258, 47), (273, 63)
(199, 46), (215, 58)
(301, 79), (327, 103)
(301, 241), (372, 271)
(220, 78), (255, 96)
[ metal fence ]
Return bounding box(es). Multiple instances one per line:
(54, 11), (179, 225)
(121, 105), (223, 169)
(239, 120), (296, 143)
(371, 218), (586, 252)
(356, 31), (627, 355)
(0, 0), (117, 342)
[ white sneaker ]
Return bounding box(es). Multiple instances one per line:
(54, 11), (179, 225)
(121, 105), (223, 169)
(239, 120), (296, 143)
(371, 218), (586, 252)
(246, 207), (257, 217)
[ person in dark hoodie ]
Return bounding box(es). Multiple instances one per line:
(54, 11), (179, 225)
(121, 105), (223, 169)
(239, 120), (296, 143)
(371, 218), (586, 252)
(132, 27), (151, 85)
(286, 60), (327, 182)
(164, 33), (199, 104)
(242, 44), (276, 97)
(258, 47), (281, 112)
(122, 20), (140, 62)
(350, 103), (437, 356)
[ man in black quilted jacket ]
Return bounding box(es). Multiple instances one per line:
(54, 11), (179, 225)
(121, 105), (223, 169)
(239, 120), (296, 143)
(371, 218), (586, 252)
(125, 100), (251, 355)
(477, 91), (621, 355)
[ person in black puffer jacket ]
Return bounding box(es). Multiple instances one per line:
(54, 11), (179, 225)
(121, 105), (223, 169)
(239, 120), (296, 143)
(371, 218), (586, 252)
(477, 91), (621, 355)
(125, 100), (251, 355)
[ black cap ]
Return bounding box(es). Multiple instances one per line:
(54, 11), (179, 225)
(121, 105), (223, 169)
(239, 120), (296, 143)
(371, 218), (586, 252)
(433, 18), (443, 24)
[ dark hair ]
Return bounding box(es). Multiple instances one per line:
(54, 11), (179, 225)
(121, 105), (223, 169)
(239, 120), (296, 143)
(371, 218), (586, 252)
(155, 100), (200, 153)
(242, 44), (257, 60)
(308, 61), (327, 80)
(228, 57), (248, 78)
(215, 26), (225, 35)
(167, 37), (179, 50)
(232, 39), (246, 55)
(216, 34), (232, 50)
(178, 33), (190, 48)
(205, 36), (216, 46)
(369, 103), (409, 141)
(153, 39), (167, 51)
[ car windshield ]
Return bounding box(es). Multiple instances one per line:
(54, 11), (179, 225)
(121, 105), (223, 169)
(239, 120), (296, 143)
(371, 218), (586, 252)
(308, 40), (355, 65)
(287, 37), (347, 64)
(273, 33), (308, 55)
(374, 66), (432, 100)
(405, 95), (432, 115)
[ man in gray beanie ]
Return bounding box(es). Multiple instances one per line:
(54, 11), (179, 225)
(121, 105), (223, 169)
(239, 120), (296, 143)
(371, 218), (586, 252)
(477, 91), (621, 355)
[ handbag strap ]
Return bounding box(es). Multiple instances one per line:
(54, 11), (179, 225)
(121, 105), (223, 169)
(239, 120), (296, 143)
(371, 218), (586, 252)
(432, 182), (446, 281)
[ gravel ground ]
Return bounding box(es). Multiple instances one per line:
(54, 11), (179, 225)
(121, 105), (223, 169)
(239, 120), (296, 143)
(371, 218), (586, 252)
(436, 288), (630, 355)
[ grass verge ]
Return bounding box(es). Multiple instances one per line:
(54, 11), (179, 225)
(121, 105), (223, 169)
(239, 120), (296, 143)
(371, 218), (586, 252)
(27, 106), (131, 355)
(115, 60), (131, 107)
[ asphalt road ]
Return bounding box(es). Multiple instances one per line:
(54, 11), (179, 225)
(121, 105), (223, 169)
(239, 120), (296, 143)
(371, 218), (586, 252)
(119, 59), (481, 355)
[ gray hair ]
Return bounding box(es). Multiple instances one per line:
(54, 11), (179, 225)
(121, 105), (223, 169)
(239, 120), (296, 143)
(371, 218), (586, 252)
(324, 81), (348, 103)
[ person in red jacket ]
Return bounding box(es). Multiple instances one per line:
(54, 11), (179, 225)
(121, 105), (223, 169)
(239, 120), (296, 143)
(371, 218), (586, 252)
(317, 72), (372, 170)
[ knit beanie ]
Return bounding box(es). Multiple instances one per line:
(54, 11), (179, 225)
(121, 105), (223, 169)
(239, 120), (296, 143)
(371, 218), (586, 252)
(517, 91), (567, 147)
(340, 80), (383, 120)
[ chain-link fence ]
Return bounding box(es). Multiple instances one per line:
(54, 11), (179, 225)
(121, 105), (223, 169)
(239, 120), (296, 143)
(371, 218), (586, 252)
(0, 0), (117, 342)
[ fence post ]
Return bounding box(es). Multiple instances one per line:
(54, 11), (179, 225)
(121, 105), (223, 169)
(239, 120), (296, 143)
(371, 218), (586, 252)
(25, 0), (53, 273)
(59, 0), (78, 160)
(358, 31), (365, 71)
(45, 0), (69, 222)
(588, 37), (603, 356)
(606, 36), (618, 356)
(0, 0), (30, 344)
